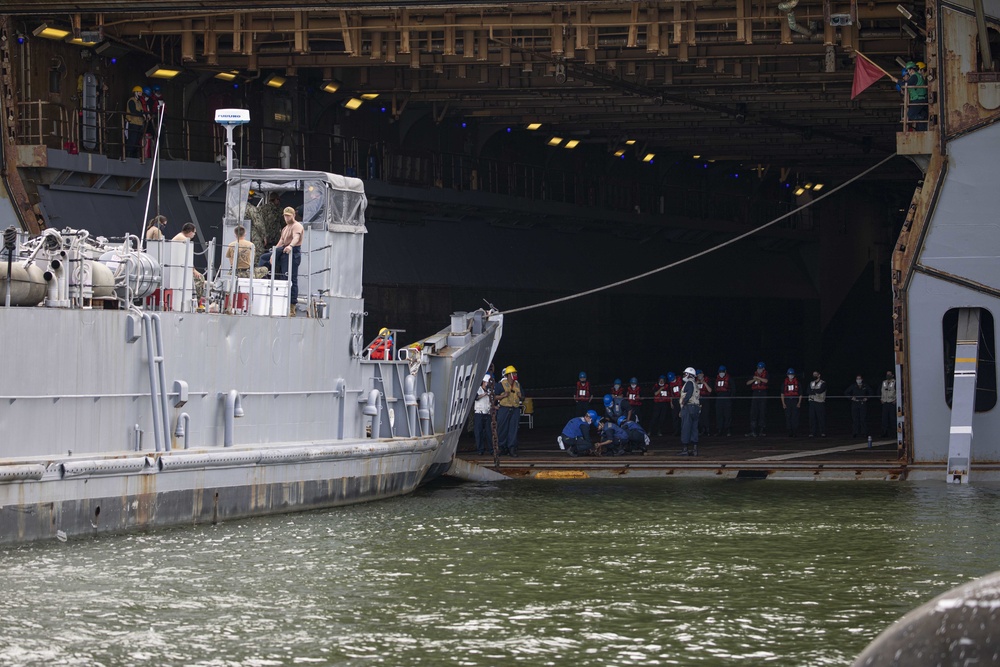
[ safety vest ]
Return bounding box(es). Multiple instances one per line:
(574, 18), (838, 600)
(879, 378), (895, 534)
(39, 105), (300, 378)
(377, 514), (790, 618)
(698, 380), (712, 397)
(626, 386), (641, 405)
(783, 377), (800, 397)
(715, 374), (732, 395)
(611, 386), (625, 397)
(575, 381), (591, 402)
(751, 370), (768, 392)
(669, 379), (683, 398)
(653, 382), (671, 403)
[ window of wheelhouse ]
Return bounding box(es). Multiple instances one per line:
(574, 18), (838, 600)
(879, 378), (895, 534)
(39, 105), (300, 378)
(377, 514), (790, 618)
(977, 26), (1000, 73)
(942, 307), (997, 411)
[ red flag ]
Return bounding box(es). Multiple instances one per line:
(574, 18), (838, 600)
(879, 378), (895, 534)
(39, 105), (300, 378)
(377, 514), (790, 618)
(851, 53), (889, 99)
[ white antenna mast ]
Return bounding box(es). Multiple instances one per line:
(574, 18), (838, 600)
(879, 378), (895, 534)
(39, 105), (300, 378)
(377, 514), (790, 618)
(214, 108), (251, 178)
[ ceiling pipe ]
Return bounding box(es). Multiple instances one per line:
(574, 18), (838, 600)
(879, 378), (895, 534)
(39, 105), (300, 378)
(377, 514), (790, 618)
(778, 0), (814, 36)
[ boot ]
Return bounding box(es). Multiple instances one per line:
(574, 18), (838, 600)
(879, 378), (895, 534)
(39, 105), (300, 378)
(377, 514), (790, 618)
(289, 304), (296, 317)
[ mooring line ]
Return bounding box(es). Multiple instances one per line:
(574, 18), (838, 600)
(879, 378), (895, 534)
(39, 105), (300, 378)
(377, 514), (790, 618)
(500, 153), (899, 316)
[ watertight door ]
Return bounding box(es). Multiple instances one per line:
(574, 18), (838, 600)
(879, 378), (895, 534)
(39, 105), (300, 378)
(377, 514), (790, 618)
(946, 308), (980, 484)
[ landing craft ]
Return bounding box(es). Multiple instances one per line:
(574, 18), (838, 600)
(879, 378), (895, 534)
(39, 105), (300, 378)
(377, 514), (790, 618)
(0, 131), (502, 544)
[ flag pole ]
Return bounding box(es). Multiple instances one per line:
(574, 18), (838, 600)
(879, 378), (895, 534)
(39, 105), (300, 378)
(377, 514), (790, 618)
(855, 51), (895, 80)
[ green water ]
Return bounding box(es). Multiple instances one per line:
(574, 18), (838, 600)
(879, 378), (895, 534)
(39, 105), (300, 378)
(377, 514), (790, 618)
(2, 479), (999, 666)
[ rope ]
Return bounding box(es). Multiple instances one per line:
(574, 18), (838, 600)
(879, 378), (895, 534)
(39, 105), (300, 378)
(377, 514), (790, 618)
(500, 153), (898, 316)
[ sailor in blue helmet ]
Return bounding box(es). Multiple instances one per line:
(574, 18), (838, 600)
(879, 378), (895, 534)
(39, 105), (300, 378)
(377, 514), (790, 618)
(619, 415), (651, 454)
(678, 367), (701, 456)
(558, 409), (601, 457)
(596, 416), (630, 456)
(780, 368), (802, 437)
(611, 378), (625, 398)
(574, 371), (592, 417)
(603, 393), (626, 423)
(745, 361), (769, 437)
(650, 374), (671, 437)
(714, 365), (734, 436)
(625, 377), (642, 422)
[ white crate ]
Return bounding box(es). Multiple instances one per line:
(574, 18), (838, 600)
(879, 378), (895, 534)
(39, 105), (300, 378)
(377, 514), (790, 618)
(237, 278), (290, 317)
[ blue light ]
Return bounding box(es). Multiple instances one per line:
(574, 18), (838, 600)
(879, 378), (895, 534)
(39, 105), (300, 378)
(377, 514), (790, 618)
(380, 106), (386, 113)
(784, 182), (790, 188)
(16, 35), (25, 44)
(110, 57), (117, 64)
(233, 83), (239, 89)
(703, 163), (708, 168)
(461, 122), (467, 128)
(733, 173), (739, 178)
(506, 127), (511, 133)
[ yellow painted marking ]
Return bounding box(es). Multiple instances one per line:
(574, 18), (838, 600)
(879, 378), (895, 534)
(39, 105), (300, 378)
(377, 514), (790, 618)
(955, 358), (977, 363)
(535, 470), (590, 479)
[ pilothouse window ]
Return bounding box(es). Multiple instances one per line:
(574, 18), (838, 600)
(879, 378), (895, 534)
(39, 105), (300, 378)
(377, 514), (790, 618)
(942, 307), (997, 411)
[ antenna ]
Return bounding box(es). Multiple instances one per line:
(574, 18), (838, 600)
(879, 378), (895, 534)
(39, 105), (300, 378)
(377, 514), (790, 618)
(214, 108), (250, 178)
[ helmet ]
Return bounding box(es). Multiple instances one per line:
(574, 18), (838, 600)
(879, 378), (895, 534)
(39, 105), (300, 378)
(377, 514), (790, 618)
(503, 365), (517, 375)
(696, 369), (704, 376)
(142, 87), (152, 95)
(905, 61), (916, 69)
(630, 377), (638, 384)
(684, 366), (696, 376)
(658, 374), (666, 381)
(916, 61), (926, 70)
(482, 373), (491, 382)
(667, 372), (676, 381)
(579, 372), (587, 379)
(586, 410), (599, 422)
(378, 327), (389, 337)
(614, 378), (622, 385)
(152, 84), (162, 92)
(719, 365), (727, 372)
(787, 368), (795, 375)
(617, 416), (627, 426)
(132, 85), (143, 93)
(757, 361), (766, 368)
(603, 394), (613, 407)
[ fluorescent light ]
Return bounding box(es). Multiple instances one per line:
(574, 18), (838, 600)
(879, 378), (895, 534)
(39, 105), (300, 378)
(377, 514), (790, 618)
(692, 154), (701, 159)
(66, 35), (99, 46)
(794, 186), (806, 195)
(613, 149), (626, 158)
(526, 123), (542, 130)
(265, 75), (286, 88)
(215, 71), (238, 81)
(642, 153), (655, 162)
(146, 65), (182, 79)
(565, 139), (580, 149)
(360, 93), (379, 100)
(344, 98), (364, 110)
(804, 183), (814, 190)
(813, 183), (824, 191)
(322, 81), (340, 93)
(625, 139), (636, 145)
(548, 137), (563, 146)
(33, 24), (70, 40)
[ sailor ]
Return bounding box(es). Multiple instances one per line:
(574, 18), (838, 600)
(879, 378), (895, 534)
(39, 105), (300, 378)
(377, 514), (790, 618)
(574, 372), (592, 417)
(610, 378), (625, 398)
(714, 366), (734, 436)
(494, 365), (524, 457)
(697, 370), (713, 436)
(145, 215), (167, 241)
(746, 361), (769, 437)
(780, 368), (802, 437)
(880, 371), (897, 438)
(559, 409), (600, 457)
(808, 371), (827, 437)
(595, 418), (629, 456)
(625, 377), (642, 421)
(649, 375), (671, 437)
(678, 367), (701, 456)
(366, 327), (393, 360)
(259, 207), (304, 316)
(603, 393), (626, 423)
(125, 86), (145, 158)
(844, 374), (873, 438)
(225, 225), (254, 278)
(171, 223), (205, 299)
(668, 371), (683, 434)
(618, 416), (651, 454)
(474, 373), (493, 455)
(901, 61), (928, 131)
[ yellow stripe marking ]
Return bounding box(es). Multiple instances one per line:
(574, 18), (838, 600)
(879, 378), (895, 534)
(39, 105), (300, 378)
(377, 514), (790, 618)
(955, 358), (977, 363)
(535, 470), (590, 479)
